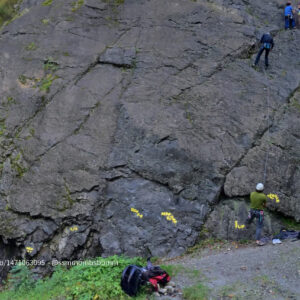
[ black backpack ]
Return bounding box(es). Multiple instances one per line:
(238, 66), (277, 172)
(120, 265), (145, 297)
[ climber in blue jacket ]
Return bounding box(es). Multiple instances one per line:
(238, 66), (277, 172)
(285, 2), (296, 29)
(253, 33), (274, 69)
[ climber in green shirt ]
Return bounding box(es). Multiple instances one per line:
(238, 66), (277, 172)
(246, 183), (267, 246)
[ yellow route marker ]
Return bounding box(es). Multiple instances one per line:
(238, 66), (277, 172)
(131, 208), (143, 218)
(70, 226), (78, 232)
(235, 221), (245, 229)
(26, 246), (34, 253)
(161, 212), (177, 224)
(267, 193), (280, 203)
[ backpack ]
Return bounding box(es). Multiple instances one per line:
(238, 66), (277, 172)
(121, 264), (171, 296)
(120, 265), (145, 297)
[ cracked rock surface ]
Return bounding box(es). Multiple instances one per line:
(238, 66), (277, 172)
(0, 0), (299, 276)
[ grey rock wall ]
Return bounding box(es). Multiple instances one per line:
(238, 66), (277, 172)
(0, 0), (299, 276)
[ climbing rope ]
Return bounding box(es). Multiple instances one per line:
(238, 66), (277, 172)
(262, 68), (270, 184)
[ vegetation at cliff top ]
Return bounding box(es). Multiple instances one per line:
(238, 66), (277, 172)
(0, 0), (19, 26)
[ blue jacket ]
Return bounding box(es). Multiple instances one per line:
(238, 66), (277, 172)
(285, 5), (293, 16)
(260, 34), (274, 49)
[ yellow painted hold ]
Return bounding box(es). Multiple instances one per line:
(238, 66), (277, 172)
(131, 208), (143, 219)
(26, 246), (34, 253)
(235, 221), (245, 229)
(70, 226), (78, 232)
(267, 193), (280, 203)
(161, 212), (177, 224)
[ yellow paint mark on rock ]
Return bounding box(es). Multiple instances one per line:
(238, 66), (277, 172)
(235, 221), (245, 229)
(70, 226), (78, 232)
(161, 212), (177, 224)
(26, 246), (34, 253)
(131, 208), (143, 219)
(267, 193), (280, 203)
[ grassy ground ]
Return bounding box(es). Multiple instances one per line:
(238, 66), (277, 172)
(0, 256), (154, 300)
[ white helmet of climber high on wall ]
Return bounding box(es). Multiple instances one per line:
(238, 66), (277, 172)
(256, 183), (264, 191)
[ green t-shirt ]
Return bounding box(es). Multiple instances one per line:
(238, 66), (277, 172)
(250, 191), (267, 210)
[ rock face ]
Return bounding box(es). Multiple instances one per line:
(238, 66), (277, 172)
(0, 0), (299, 277)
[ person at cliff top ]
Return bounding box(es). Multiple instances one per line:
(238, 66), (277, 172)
(285, 2), (296, 29)
(246, 183), (267, 246)
(253, 32), (274, 69)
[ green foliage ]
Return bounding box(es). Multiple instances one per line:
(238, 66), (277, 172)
(0, 119), (6, 135)
(41, 18), (49, 24)
(25, 42), (38, 51)
(11, 152), (28, 177)
(186, 237), (225, 254)
(18, 74), (28, 85)
(39, 74), (58, 92)
(290, 97), (300, 113)
(71, 0), (84, 12)
(6, 96), (16, 105)
(183, 283), (210, 300)
(44, 57), (59, 72)
(280, 216), (300, 230)
(0, 256), (149, 300)
(42, 0), (53, 6)
(7, 264), (36, 292)
(104, 0), (124, 5)
(0, 0), (19, 26)
(159, 264), (185, 277)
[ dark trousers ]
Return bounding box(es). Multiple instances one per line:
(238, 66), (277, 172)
(246, 209), (264, 241)
(254, 46), (270, 67)
(285, 16), (295, 29)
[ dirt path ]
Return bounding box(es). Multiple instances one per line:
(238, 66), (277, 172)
(156, 239), (300, 300)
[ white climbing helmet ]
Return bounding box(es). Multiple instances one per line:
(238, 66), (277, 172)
(256, 183), (264, 191)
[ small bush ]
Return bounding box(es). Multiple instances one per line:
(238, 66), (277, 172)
(0, 0), (19, 27)
(7, 264), (36, 292)
(42, 0), (53, 6)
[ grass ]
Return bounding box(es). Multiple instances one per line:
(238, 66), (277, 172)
(159, 264), (186, 277)
(25, 42), (38, 51)
(44, 57), (59, 72)
(10, 152), (28, 177)
(41, 18), (49, 24)
(0, 256), (153, 300)
(71, 0), (84, 12)
(104, 0), (124, 5)
(290, 97), (300, 113)
(0, 119), (6, 136)
(186, 237), (225, 254)
(183, 283), (210, 300)
(0, 0), (19, 26)
(42, 0), (53, 6)
(280, 216), (300, 231)
(39, 74), (59, 92)
(217, 282), (244, 299)
(18, 74), (28, 85)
